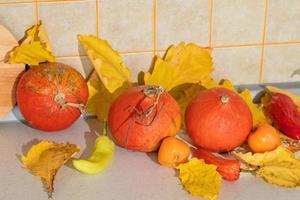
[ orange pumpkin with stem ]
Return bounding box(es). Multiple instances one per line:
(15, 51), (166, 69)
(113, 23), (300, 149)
(185, 87), (253, 152)
(17, 62), (88, 131)
(108, 85), (181, 152)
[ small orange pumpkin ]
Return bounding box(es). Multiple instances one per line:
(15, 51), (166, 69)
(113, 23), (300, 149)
(17, 62), (88, 131)
(185, 87), (252, 152)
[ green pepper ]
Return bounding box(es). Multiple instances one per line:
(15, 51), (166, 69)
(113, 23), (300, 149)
(73, 122), (115, 174)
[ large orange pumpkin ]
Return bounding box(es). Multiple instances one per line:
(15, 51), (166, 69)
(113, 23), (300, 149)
(185, 87), (252, 152)
(17, 62), (88, 131)
(108, 85), (181, 152)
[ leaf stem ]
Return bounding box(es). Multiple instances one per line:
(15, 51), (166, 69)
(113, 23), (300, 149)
(103, 121), (108, 136)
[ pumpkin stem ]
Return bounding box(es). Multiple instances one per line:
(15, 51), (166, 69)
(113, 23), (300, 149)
(123, 86), (165, 149)
(221, 95), (230, 104)
(54, 92), (86, 115)
(143, 85), (164, 96)
(143, 86), (164, 118)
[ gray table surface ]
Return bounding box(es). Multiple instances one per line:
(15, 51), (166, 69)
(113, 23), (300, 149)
(1, 83), (300, 200)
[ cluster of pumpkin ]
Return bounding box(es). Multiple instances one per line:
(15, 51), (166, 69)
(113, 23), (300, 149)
(17, 60), (293, 182)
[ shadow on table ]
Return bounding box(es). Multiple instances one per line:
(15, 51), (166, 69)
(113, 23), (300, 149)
(65, 117), (102, 170)
(15, 138), (41, 162)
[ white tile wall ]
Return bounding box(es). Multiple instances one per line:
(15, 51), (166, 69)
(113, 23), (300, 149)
(122, 52), (154, 82)
(266, 0), (300, 42)
(212, 46), (261, 85)
(157, 0), (210, 50)
(212, 0), (265, 46)
(39, 1), (96, 56)
(100, 0), (154, 52)
(263, 44), (300, 83)
(0, 3), (35, 40)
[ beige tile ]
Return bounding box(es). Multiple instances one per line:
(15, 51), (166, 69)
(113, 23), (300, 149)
(212, 0), (265, 46)
(263, 45), (300, 83)
(157, 0), (210, 49)
(121, 53), (155, 82)
(100, 0), (154, 52)
(212, 46), (261, 85)
(39, 1), (96, 56)
(266, 0), (300, 42)
(56, 56), (93, 79)
(0, 3), (35, 40)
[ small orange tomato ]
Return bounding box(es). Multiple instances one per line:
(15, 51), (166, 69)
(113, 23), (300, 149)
(158, 136), (190, 168)
(247, 123), (281, 153)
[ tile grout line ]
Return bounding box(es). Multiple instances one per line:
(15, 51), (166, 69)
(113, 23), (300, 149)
(120, 50), (157, 55)
(56, 49), (167, 58)
(266, 41), (300, 46)
(213, 43), (263, 49)
(213, 41), (300, 49)
(259, 0), (269, 84)
(0, 0), (86, 5)
(35, 0), (39, 24)
(0, 1), (35, 5)
(38, 0), (85, 3)
(209, 0), (214, 48)
(56, 40), (300, 58)
(96, 0), (99, 38)
(153, 0), (157, 55)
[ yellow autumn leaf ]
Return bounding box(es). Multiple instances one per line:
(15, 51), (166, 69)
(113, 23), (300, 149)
(144, 57), (182, 91)
(8, 21), (55, 65)
(233, 145), (300, 187)
(260, 91), (272, 106)
(164, 43), (213, 73)
(144, 42), (213, 91)
(78, 35), (131, 93)
(233, 145), (299, 167)
(257, 165), (300, 187)
(176, 158), (221, 200)
(239, 89), (268, 126)
(218, 79), (235, 90)
(266, 86), (300, 107)
(169, 83), (205, 127)
(22, 21), (53, 52)
(8, 42), (55, 65)
(21, 141), (80, 198)
(86, 70), (131, 121)
(200, 76), (219, 88)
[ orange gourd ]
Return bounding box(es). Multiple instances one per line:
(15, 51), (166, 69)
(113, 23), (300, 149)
(17, 62), (88, 131)
(247, 123), (281, 153)
(158, 136), (190, 168)
(185, 87), (253, 152)
(108, 85), (181, 152)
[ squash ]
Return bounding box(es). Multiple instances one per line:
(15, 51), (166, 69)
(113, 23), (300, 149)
(17, 62), (88, 131)
(185, 87), (252, 152)
(108, 85), (181, 152)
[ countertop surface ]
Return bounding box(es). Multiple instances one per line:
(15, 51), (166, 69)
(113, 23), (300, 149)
(0, 118), (300, 200)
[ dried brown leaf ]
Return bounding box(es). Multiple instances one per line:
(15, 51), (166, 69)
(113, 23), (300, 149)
(21, 141), (80, 198)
